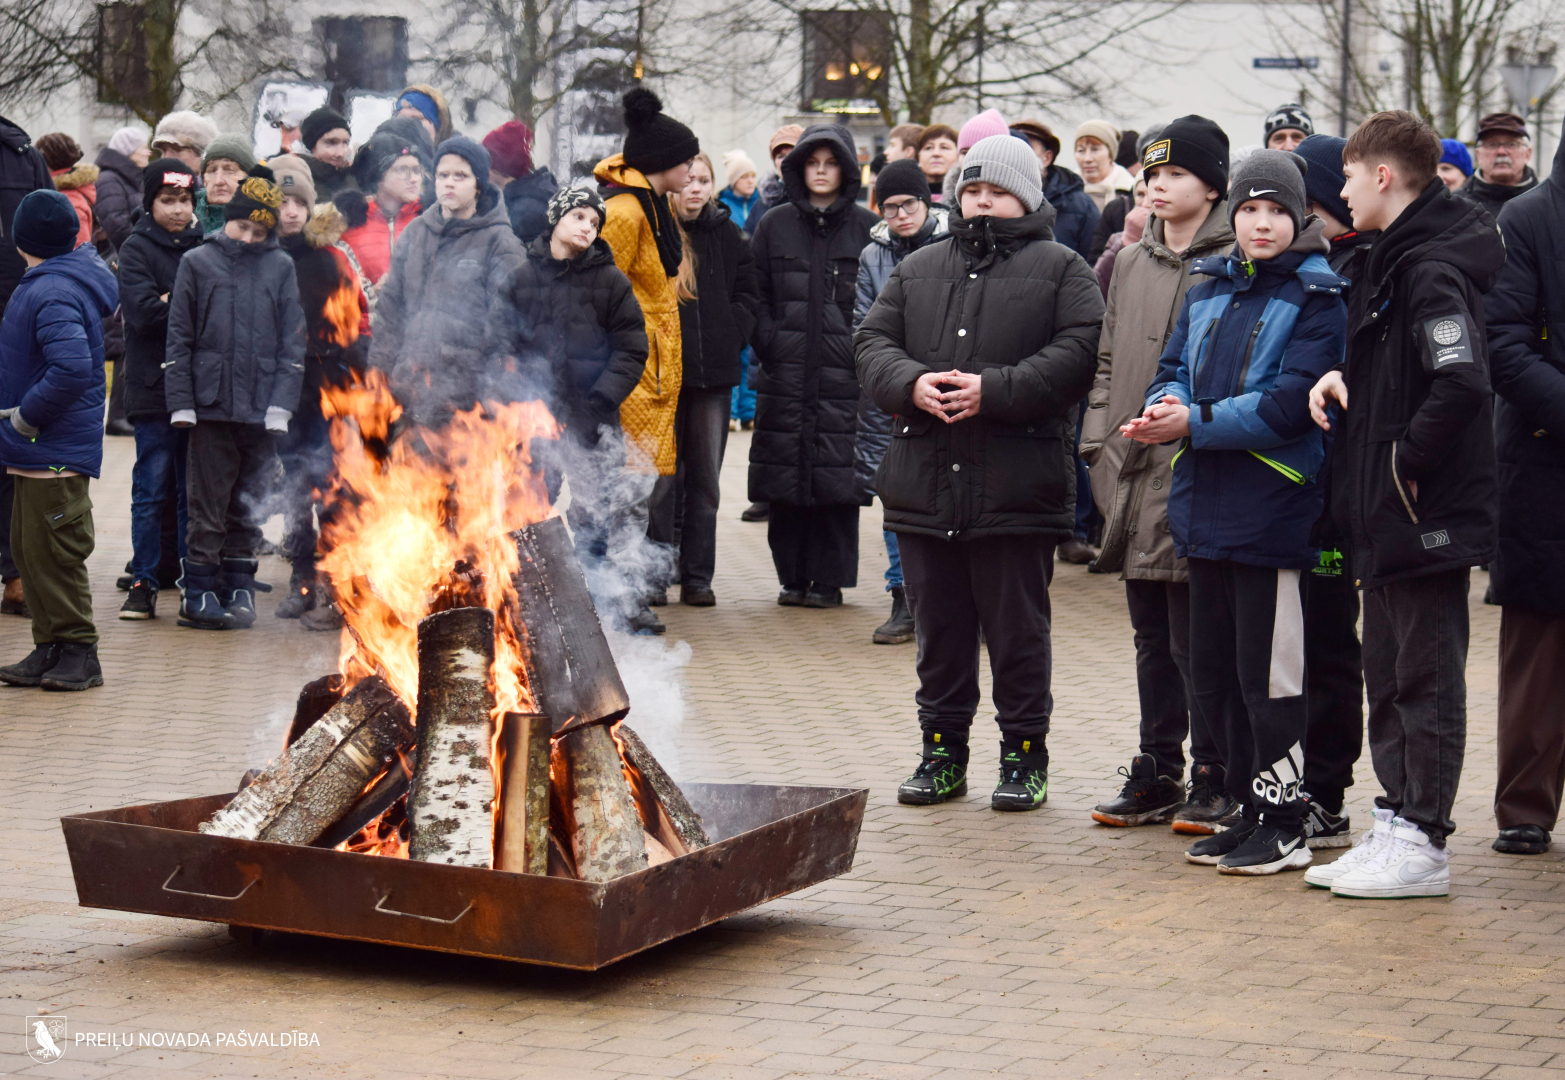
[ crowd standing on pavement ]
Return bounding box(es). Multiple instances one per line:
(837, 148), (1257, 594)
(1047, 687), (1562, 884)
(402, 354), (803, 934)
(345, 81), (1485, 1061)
(0, 83), (1560, 901)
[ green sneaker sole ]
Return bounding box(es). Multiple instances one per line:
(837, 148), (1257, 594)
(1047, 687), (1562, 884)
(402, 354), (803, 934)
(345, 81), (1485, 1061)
(898, 780), (968, 806)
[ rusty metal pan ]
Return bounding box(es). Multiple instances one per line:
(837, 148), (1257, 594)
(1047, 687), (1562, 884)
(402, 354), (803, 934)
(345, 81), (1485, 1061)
(60, 783), (866, 970)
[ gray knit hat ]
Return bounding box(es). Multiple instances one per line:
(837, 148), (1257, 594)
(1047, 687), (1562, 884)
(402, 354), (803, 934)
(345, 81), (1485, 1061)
(954, 133), (1043, 213)
(1228, 148), (1308, 236)
(203, 133), (258, 175)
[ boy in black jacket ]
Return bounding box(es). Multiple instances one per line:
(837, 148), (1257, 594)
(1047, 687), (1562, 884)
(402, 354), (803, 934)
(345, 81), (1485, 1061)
(116, 159), (203, 620)
(1307, 111), (1503, 899)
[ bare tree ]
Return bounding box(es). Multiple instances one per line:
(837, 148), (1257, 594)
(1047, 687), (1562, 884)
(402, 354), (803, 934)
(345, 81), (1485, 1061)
(0, 0), (301, 126)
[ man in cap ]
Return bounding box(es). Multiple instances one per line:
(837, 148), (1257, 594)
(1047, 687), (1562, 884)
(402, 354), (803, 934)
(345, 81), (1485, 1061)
(1460, 112), (1538, 218)
(1264, 104), (1314, 151)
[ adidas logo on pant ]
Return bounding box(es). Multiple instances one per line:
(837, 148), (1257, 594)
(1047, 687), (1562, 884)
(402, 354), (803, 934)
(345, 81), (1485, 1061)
(1252, 742), (1305, 806)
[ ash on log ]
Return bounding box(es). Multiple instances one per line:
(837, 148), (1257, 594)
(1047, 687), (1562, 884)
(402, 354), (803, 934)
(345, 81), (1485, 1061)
(493, 712), (551, 875)
(557, 725), (647, 882)
(407, 607), (497, 867)
(202, 676), (412, 845)
(616, 723), (711, 852)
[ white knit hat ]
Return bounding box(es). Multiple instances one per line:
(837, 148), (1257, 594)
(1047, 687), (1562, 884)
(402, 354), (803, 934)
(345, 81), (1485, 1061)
(723, 149), (757, 189)
(954, 134), (1043, 212)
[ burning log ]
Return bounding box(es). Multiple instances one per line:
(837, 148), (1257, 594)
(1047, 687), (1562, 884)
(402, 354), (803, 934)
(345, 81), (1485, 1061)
(407, 607), (497, 867)
(201, 677), (412, 845)
(288, 674), (345, 746)
(557, 725), (648, 882)
(512, 518), (630, 734)
(616, 723), (711, 852)
(493, 712), (550, 875)
(312, 748), (416, 850)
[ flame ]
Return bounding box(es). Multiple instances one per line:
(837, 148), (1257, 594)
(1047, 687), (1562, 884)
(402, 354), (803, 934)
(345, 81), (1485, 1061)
(320, 284), (361, 350)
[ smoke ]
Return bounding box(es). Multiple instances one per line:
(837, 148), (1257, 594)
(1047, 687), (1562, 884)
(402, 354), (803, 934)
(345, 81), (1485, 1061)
(608, 633), (692, 779)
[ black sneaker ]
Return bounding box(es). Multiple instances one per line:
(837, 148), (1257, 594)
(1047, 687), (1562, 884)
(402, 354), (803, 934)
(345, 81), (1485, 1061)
(803, 585), (842, 608)
(40, 643), (103, 691)
(681, 585), (716, 607)
(1302, 796), (1352, 849)
(0, 643), (61, 687)
(777, 585), (807, 606)
(1216, 824), (1312, 875)
(1171, 763), (1243, 836)
(872, 586), (915, 644)
(118, 581), (157, 620)
(1184, 816), (1259, 865)
(1091, 754), (1185, 826)
(992, 740), (1048, 812)
(626, 607), (666, 635)
(740, 501), (770, 522)
(898, 739), (969, 806)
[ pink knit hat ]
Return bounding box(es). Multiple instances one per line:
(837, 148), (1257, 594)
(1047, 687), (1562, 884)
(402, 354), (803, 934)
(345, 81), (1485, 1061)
(958, 109), (1010, 151)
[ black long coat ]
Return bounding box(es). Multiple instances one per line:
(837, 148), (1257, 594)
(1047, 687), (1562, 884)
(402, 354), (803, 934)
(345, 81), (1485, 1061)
(677, 200), (758, 389)
(1485, 126), (1565, 617)
(747, 124), (878, 506)
(116, 213), (203, 420)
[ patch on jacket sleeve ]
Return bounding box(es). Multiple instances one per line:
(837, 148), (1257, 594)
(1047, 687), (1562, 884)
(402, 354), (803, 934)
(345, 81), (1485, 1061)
(1422, 313), (1474, 369)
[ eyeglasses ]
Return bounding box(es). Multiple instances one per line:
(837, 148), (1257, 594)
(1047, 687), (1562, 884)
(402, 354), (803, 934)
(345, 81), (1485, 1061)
(1478, 139), (1525, 151)
(880, 199), (924, 219)
(387, 164), (424, 180)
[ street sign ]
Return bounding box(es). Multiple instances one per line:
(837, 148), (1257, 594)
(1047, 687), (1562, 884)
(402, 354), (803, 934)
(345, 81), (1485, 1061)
(1254, 57), (1320, 69)
(1499, 64), (1557, 111)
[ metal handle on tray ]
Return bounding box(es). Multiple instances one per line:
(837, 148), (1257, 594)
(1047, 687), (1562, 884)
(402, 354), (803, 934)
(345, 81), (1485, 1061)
(161, 865), (258, 901)
(374, 891), (473, 925)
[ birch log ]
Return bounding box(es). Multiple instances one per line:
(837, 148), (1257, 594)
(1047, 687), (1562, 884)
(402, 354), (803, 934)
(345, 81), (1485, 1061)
(493, 712), (551, 875)
(559, 724), (647, 882)
(407, 607), (497, 867)
(616, 723), (710, 850)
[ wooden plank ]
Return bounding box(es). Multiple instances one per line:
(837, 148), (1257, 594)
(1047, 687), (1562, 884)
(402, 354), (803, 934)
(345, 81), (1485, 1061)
(201, 676), (411, 845)
(407, 607), (497, 867)
(616, 723), (710, 850)
(493, 712), (551, 875)
(558, 724), (647, 882)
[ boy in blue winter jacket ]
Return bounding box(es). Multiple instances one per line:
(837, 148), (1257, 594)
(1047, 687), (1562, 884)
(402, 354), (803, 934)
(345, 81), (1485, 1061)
(0, 190), (119, 691)
(1124, 149), (1348, 875)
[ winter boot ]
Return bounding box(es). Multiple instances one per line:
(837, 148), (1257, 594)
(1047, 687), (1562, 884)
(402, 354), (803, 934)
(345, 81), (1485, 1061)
(897, 733), (969, 805)
(1090, 754), (1185, 826)
(992, 738), (1048, 812)
(40, 643), (103, 691)
(219, 557), (260, 628)
(1170, 762), (1242, 835)
(275, 565), (318, 620)
(872, 586), (915, 644)
(178, 559), (234, 630)
(803, 585), (842, 608)
(1, 576), (26, 616)
(0, 643), (61, 687)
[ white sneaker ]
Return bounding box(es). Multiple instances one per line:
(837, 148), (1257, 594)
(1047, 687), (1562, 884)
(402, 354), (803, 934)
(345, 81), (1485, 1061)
(1330, 817), (1450, 899)
(1303, 807), (1395, 889)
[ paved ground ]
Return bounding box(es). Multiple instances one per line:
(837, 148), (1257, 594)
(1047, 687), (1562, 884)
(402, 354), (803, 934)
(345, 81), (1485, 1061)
(2, 432), (1563, 1080)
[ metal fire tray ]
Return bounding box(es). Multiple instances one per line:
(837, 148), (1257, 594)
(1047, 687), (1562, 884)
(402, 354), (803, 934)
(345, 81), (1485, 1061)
(60, 783), (867, 970)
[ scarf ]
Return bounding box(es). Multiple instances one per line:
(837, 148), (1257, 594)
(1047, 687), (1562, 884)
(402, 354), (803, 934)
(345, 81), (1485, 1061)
(604, 182), (683, 278)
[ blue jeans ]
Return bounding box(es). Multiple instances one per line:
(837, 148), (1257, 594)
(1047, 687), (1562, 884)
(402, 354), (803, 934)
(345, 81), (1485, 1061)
(884, 530), (902, 590)
(130, 420), (188, 586)
(730, 347), (757, 422)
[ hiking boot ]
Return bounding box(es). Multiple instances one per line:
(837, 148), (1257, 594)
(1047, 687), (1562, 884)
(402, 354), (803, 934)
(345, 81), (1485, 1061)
(872, 586), (915, 644)
(1304, 807), (1396, 889)
(178, 559), (234, 630)
(1, 577), (26, 617)
(646, 586), (668, 607)
(1184, 814), (1259, 865)
(1091, 754), (1185, 826)
(803, 585), (842, 608)
(681, 584), (716, 607)
(1217, 824), (1312, 875)
(1057, 537), (1096, 565)
(992, 739), (1048, 812)
(777, 585), (807, 606)
(40, 643), (103, 691)
(740, 501), (770, 522)
(1493, 824), (1551, 854)
(0, 643), (61, 687)
(219, 557), (260, 629)
(118, 581), (157, 620)
(275, 568), (317, 619)
(1302, 795), (1352, 849)
(1171, 763), (1243, 835)
(626, 606), (666, 635)
(300, 601), (344, 631)
(1330, 817), (1449, 899)
(897, 736), (969, 806)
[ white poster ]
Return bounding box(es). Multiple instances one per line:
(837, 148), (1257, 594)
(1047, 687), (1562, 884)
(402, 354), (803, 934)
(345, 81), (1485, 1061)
(346, 91), (400, 147)
(252, 81), (331, 158)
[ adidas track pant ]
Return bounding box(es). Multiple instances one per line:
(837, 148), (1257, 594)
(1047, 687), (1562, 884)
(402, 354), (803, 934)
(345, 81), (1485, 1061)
(1187, 558), (1309, 829)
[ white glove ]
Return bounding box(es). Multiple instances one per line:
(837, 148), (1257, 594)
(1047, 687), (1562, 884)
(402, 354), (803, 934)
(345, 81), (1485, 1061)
(170, 409), (197, 428)
(264, 406), (292, 434)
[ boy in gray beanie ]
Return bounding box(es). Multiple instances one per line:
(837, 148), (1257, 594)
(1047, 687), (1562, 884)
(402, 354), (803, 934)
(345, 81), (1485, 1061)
(1228, 148), (1308, 238)
(953, 133), (1043, 213)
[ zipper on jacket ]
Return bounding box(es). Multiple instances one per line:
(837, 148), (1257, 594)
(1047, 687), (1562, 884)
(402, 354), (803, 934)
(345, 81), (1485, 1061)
(1249, 451), (1305, 484)
(1234, 320), (1264, 395)
(1390, 439), (1419, 523)
(1191, 317), (1221, 389)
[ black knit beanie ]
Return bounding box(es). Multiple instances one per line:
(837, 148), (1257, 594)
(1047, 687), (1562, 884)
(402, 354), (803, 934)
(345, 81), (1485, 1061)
(353, 130), (430, 191)
(142, 159), (198, 213)
(621, 88), (699, 175)
(1142, 114), (1229, 194)
(875, 158), (930, 206)
(223, 164), (282, 230)
(301, 106), (349, 155)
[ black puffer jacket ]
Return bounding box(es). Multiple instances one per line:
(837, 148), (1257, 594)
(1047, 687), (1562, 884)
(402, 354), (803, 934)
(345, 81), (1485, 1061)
(116, 213), (203, 420)
(1484, 125), (1565, 616)
(93, 145), (144, 251)
(855, 205), (1105, 540)
(303, 153), (356, 201)
(501, 234), (648, 438)
(0, 116), (53, 315)
(280, 204), (367, 417)
(747, 124), (879, 505)
(1459, 167), (1537, 221)
(1332, 180), (1503, 588)
(677, 200), (758, 389)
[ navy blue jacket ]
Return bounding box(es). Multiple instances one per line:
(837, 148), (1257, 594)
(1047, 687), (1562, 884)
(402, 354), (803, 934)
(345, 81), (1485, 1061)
(1145, 220), (1348, 568)
(1042, 165), (1100, 262)
(0, 245), (119, 477)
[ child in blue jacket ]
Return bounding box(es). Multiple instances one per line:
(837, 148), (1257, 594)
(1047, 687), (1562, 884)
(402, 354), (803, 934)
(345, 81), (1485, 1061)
(1123, 149), (1347, 876)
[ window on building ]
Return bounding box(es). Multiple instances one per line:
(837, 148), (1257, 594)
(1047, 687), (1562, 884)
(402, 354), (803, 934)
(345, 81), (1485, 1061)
(95, 3), (151, 107)
(316, 16), (409, 109)
(801, 9), (890, 114)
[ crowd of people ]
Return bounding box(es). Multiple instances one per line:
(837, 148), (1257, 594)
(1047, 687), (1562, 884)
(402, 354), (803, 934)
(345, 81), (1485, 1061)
(0, 85), (1560, 900)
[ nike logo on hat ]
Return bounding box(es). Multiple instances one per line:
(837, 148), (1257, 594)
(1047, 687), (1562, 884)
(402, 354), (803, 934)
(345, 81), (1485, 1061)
(1249, 187), (1278, 197)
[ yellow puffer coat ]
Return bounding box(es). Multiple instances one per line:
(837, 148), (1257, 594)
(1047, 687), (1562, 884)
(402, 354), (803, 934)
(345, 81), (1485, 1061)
(592, 155), (680, 475)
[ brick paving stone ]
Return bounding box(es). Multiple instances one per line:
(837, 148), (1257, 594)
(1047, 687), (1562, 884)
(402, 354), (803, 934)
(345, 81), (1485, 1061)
(3, 433), (1565, 1078)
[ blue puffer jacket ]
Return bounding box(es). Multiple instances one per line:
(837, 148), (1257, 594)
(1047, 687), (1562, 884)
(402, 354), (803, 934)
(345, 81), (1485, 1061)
(1144, 219), (1347, 568)
(0, 245), (118, 477)
(1042, 165), (1100, 261)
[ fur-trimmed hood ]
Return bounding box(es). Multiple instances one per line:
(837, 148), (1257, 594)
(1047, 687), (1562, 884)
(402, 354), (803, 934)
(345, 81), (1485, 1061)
(52, 163), (99, 192)
(303, 202), (347, 249)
